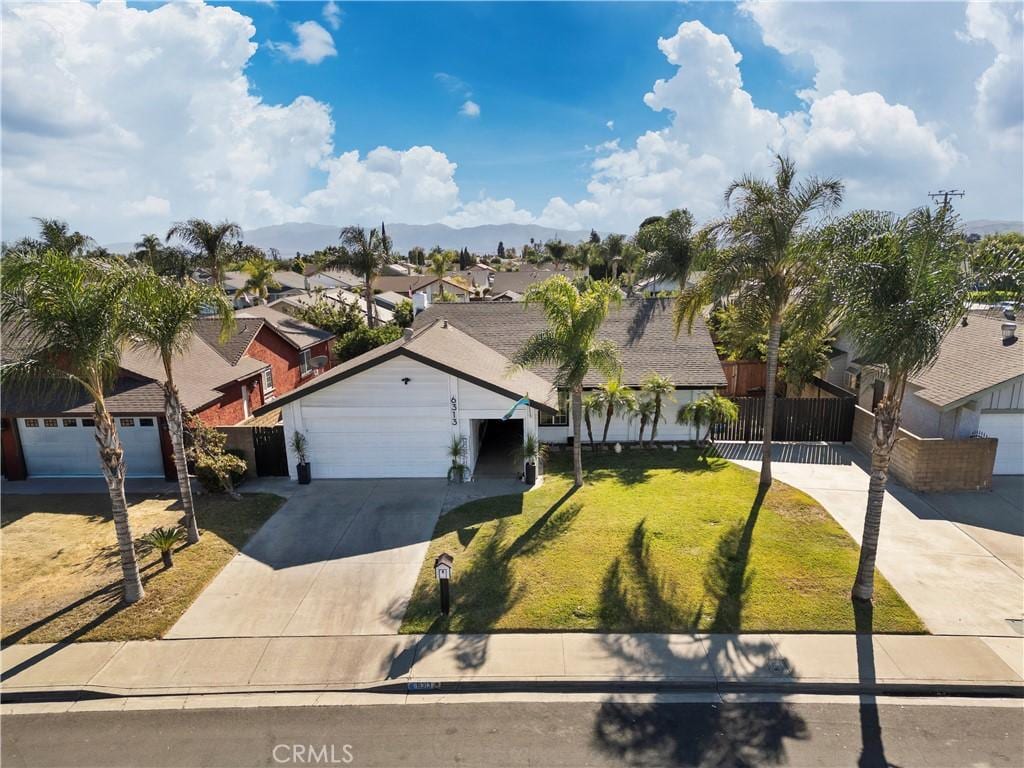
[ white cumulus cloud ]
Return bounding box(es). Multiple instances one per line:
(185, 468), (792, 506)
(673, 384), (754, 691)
(459, 100), (481, 118)
(322, 1), (342, 31)
(442, 198), (534, 228)
(268, 20), (337, 65)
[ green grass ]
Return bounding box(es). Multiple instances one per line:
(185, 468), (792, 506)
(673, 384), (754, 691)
(2, 492), (284, 644)
(400, 449), (925, 634)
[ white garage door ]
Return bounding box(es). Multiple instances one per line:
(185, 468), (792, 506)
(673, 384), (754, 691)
(18, 416), (165, 478)
(979, 412), (1024, 475)
(303, 410), (451, 478)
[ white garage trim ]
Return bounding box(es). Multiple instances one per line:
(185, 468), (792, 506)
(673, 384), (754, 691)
(18, 415), (166, 478)
(979, 411), (1024, 475)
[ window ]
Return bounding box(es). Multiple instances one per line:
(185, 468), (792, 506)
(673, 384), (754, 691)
(120, 418), (135, 427)
(139, 418), (154, 427)
(24, 419), (39, 428)
(299, 349), (312, 376)
(539, 390), (570, 426)
(81, 418), (95, 427)
(262, 368), (275, 392)
(62, 419), (77, 427)
(43, 418), (58, 428)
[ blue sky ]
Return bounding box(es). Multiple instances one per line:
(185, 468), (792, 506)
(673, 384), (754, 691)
(239, 1), (810, 215)
(2, 1), (1021, 241)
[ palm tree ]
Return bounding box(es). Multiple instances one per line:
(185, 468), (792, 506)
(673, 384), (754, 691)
(237, 254), (281, 305)
(429, 250), (454, 300)
(582, 392), (600, 449)
(599, 234), (626, 281)
(328, 225), (393, 327)
(826, 207), (970, 602)
(511, 276), (622, 486)
(594, 376), (637, 444)
(633, 397), (658, 448)
(640, 373), (675, 442)
(166, 218), (242, 286)
(129, 270), (235, 544)
(545, 240), (571, 270)
(1, 251), (146, 603)
(677, 392), (740, 446)
(133, 234), (162, 264)
(678, 155), (843, 487)
(636, 208), (699, 294)
(34, 217), (95, 257)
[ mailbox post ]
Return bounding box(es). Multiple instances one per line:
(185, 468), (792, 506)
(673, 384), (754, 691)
(434, 552), (454, 615)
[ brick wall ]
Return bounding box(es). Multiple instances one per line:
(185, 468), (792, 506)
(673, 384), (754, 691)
(246, 328), (332, 399)
(852, 406), (996, 492)
(198, 376), (264, 426)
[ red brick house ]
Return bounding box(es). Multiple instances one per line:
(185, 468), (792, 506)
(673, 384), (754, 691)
(1, 307), (333, 480)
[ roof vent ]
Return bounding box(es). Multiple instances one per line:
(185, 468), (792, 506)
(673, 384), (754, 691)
(1002, 322), (1017, 345)
(402, 327), (414, 341)
(441, 318), (448, 329)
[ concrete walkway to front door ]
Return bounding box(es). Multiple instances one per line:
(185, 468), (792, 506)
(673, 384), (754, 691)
(723, 442), (1024, 637)
(167, 477), (529, 638)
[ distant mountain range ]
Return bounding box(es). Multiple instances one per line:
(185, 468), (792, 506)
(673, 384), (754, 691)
(961, 220), (1024, 236)
(106, 218), (1021, 256)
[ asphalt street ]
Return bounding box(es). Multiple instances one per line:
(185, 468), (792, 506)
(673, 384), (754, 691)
(2, 698), (1022, 767)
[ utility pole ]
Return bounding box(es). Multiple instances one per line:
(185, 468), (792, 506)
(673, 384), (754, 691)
(928, 189), (964, 209)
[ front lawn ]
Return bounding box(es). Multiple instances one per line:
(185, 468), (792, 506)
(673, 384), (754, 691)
(400, 450), (924, 634)
(1, 492), (284, 644)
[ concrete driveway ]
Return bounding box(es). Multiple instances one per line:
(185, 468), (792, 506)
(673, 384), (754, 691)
(726, 443), (1023, 637)
(168, 478), (527, 638)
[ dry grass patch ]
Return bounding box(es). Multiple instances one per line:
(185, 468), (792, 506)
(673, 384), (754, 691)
(2, 492), (284, 644)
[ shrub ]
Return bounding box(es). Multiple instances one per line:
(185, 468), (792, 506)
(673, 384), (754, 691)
(393, 299), (414, 328)
(333, 323), (403, 362)
(185, 415), (248, 497)
(141, 525), (186, 568)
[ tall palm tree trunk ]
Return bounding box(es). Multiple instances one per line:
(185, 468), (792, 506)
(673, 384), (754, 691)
(94, 405), (145, 603)
(571, 387), (584, 486)
(164, 380), (199, 544)
(602, 406), (614, 443)
(852, 398), (901, 601)
(651, 395), (663, 442)
(584, 408), (594, 449)
(759, 314), (783, 487)
(365, 275), (375, 328)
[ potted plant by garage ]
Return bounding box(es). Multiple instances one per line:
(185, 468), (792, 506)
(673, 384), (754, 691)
(515, 434), (548, 485)
(446, 435), (468, 484)
(291, 430), (311, 484)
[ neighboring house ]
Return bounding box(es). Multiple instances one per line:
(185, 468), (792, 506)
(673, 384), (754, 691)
(829, 315), (1023, 475)
(223, 269), (357, 308)
(271, 288), (396, 325)
(635, 270), (705, 296)
(1, 314), (333, 480)
(254, 299), (725, 481)
(458, 263), (496, 289)
(488, 268), (576, 298)
(373, 275), (471, 303)
(489, 290), (524, 302)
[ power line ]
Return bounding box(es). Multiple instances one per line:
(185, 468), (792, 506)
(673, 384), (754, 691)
(928, 189), (964, 209)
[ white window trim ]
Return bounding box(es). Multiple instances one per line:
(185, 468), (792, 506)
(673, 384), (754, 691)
(241, 384), (252, 419)
(299, 349), (313, 377)
(262, 367), (275, 393)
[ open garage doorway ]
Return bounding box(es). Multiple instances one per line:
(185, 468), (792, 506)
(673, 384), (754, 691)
(473, 418), (523, 479)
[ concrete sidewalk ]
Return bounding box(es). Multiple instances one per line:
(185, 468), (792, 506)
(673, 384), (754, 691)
(3, 632), (1021, 709)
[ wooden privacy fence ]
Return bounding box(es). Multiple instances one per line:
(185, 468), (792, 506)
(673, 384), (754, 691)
(253, 425), (289, 477)
(716, 395), (855, 443)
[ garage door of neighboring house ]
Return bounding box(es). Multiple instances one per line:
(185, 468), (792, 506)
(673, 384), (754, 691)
(303, 411), (452, 479)
(18, 416), (165, 478)
(979, 412), (1024, 475)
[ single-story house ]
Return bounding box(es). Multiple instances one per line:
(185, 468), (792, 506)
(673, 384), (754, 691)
(373, 275), (471, 303)
(254, 299), (725, 480)
(270, 288), (396, 325)
(635, 270), (705, 296)
(488, 267), (577, 298)
(223, 269), (358, 308)
(1, 312), (333, 480)
(828, 315), (1023, 475)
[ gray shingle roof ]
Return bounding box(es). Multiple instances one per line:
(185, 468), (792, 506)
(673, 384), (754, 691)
(1, 375), (167, 417)
(910, 314), (1024, 408)
(236, 305), (334, 350)
(488, 268), (577, 296)
(194, 317), (263, 365)
(413, 298), (726, 389)
(373, 275), (470, 295)
(254, 320), (558, 415)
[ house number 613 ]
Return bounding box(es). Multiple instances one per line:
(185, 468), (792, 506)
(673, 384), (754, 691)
(450, 396), (458, 425)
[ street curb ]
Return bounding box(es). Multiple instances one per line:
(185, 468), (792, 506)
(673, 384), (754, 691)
(3, 678), (1022, 705)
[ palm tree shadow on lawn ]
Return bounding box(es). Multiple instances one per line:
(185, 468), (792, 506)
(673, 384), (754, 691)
(582, 447), (726, 487)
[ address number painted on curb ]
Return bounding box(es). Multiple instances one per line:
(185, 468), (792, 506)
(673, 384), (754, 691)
(408, 681), (442, 691)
